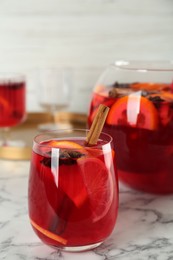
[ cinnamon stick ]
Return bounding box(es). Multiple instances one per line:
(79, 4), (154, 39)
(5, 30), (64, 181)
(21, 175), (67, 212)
(86, 104), (110, 146)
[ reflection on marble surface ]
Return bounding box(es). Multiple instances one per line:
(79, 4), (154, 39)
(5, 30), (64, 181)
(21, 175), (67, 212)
(1, 160), (173, 259)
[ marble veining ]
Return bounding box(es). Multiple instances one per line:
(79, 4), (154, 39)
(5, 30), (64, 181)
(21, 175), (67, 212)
(1, 160), (173, 259)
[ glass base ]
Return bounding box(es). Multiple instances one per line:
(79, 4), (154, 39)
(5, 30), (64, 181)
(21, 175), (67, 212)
(52, 242), (103, 252)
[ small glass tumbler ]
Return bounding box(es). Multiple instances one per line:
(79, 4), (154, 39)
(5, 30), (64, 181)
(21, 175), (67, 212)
(28, 129), (118, 252)
(0, 73), (26, 146)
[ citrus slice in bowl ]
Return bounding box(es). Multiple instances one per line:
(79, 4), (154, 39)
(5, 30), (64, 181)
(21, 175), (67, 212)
(131, 82), (166, 91)
(106, 95), (159, 130)
(77, 157), (114, 222)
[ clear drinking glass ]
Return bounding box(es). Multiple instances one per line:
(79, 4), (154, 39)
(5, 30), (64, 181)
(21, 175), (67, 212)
(28, 129), (118, 252)
(0, 73), (26, 146)
(88, 61), (173, 194)
(37, 68), (73, 130)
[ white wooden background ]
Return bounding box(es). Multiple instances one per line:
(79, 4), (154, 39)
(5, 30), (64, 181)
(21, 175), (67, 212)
(0, 0), (173, 113)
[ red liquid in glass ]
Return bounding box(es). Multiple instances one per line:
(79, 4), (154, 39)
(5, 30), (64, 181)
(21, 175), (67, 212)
(0, 81), (26, 127)
(88, 83), (173, 194)
(28, 139), (118, 248)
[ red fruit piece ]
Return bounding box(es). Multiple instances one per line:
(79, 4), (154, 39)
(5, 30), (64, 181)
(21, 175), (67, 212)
(89, 95), (115, 123)
(47, 140), (89, 207)
(159, 102), (172, 126)
(59, 163), (88, 208)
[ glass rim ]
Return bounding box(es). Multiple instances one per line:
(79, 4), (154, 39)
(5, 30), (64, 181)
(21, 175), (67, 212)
(0, 72), (26, 83)
(111, 60), (173, 72)
(33, 128), (113, 149)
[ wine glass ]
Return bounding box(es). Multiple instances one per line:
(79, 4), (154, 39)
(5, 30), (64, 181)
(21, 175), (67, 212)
(28, 129), (118, 251)
(0, 73), (26, 146)
(88, 60), (173, 194)
(37, 68), (73, 131)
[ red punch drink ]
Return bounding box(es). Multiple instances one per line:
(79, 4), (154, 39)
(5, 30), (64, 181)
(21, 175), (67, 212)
(28, 129), (118, 252)
(0, 77), (26, 127)
(88, 80), (173, 194)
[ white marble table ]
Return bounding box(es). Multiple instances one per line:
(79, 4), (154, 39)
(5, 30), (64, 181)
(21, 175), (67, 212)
(1, 159), (173, 260)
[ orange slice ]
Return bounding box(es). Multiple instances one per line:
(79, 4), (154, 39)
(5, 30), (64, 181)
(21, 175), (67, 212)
(30, 219), (67, 245)
(48, 140), (92, 160)
(131, 82), (166, 91)
(48, 140), (84, 149)
(84, 147), (115, 169)
(107, 95), (159, 130)
(77, 157), (114, 222)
